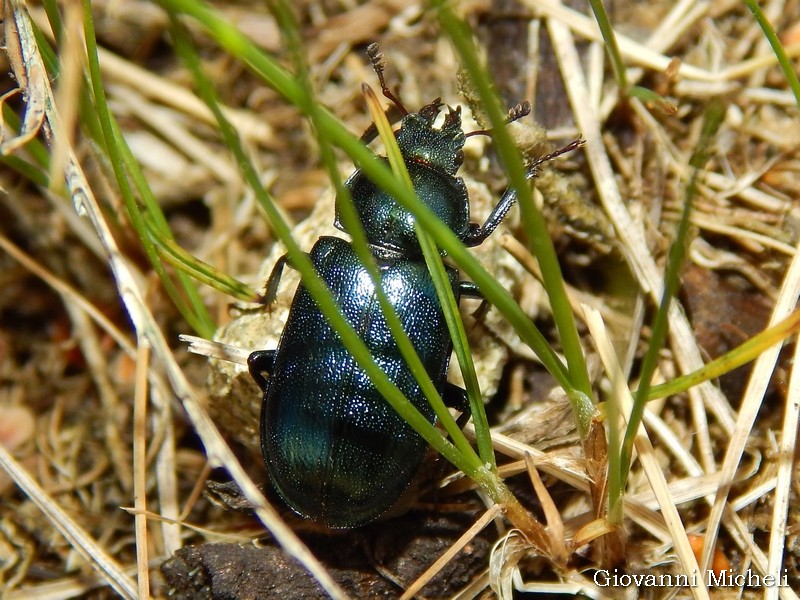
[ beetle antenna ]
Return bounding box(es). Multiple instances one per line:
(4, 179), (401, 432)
(465, 101), (531, 138)
(366, 43), (409, 116)
(528, 137), (585, 172)
(506, 100), (532, 123)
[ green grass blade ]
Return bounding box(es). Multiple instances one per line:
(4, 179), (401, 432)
(268, 0), (481, 468)
(616, 100), (725, 502)
(149, 229), (260, 303)
(430, 0), (594, 435)
(645, 308), (800, 400)
(81, 0), (215, 337)
(1, 103), (52, 169)
(743, 0), (800, 107)
(586, 0), (628, 91)
(364, 93), (496, 466)
(0, 152), (49, 186)
(364, 83), (485, 467)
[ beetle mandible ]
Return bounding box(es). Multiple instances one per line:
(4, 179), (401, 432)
(248, 44), (581, 528)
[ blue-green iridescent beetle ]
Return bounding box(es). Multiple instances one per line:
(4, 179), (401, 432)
(248, 44), (580, 528)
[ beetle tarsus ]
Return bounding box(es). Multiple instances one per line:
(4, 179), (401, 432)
(458, 281), (483, 300)
(261, 254), (291, 306)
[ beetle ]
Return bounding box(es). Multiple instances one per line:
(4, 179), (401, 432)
(248, 44), (581, 528)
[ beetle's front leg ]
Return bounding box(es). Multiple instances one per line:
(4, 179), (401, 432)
(462, 183), (522, 248)
(248, 350), (276, 393)
(262, 254), (291, 305)
(462, 138), (584, 247)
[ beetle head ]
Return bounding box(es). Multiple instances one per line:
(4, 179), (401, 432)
(335, 98), (471, 256)
(395, 99), (466, 176)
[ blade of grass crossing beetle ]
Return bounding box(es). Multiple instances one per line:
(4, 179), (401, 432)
(362, 82), (484, 466)
(430, 0), (595, 435)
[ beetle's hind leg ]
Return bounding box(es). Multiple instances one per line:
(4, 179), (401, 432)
(458, 281), (482, 300)
(248, 350), (276, 392)
(458, 281), (491, 321)
(443, 383), (473, 429)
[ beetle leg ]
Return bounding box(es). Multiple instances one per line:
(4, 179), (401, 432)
(458, 281), (491, 320)
(248, 350), (276, 392)
(463, 138), (584, 247)
(443, 382), (469, 413)
(444, 383), (474, 429)
(261, 254), (292, 305)
(458, 281), (483, 300)
(462, 180), (524, 247)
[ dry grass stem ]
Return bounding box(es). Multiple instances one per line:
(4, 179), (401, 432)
(702, 238), (800, 571)
(584, 305), (709, 599)
(399, 505), (502, 600)
(133, 342), (151, 600)
(766, 337), (800, 600)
